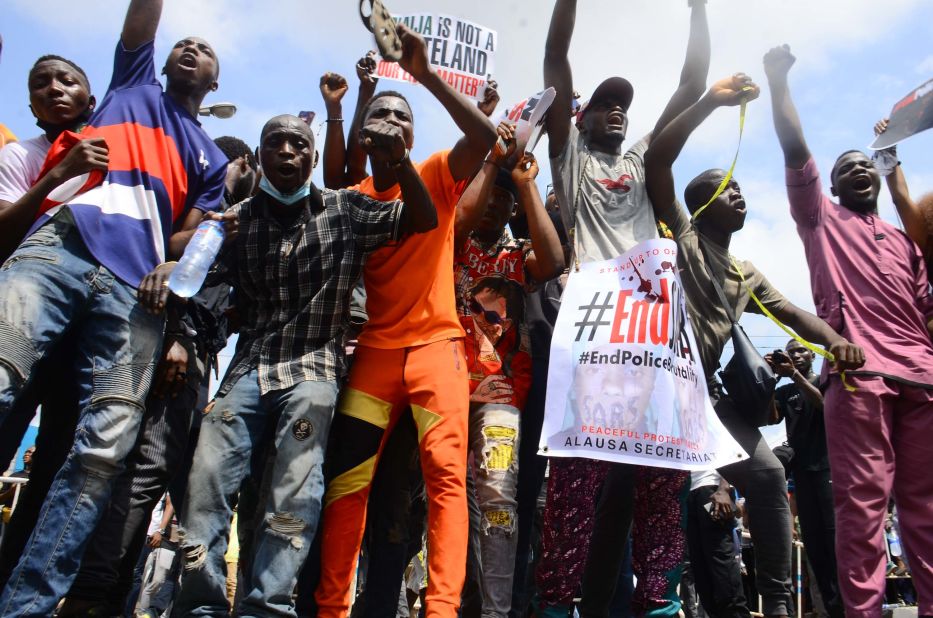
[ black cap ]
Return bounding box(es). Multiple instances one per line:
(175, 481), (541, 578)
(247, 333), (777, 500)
(578, 77), (635, 121)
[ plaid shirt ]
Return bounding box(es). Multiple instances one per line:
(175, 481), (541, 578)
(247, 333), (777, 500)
(214, 186), (402, 395)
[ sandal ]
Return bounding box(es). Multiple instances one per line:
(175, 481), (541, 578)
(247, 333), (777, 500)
(359, 0), (403, 62)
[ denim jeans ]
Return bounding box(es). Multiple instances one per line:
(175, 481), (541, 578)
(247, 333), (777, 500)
(67, 350), (203, 613)
(0, 210), (164, 617)
(172, 369), (337, 617)
(469, 402), (520, 618)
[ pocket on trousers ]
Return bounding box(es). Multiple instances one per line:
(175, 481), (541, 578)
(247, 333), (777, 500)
(1, 249), (60, 270)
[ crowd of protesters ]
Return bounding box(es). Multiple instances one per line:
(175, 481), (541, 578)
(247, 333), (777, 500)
(0, 1), (930, 617)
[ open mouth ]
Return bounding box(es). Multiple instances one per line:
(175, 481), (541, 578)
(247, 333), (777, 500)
(276, 163), (299, 178)
(852, 175), (873, 191)
(178, 53), (198, 70)
(607, 111), (625, 128)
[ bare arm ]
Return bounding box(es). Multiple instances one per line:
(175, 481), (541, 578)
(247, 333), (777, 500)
(346, 52), (379, 186)
(764, 45), (811, 170)
(543, 0), (576, 159)
(514, 153), (565, 281)
(454, 122), (516, 248)
(395, 25), (496, 181)
(874, 120), (928, 253)
(320, 72), (349, 189)
(122, 0), (162, 49)
(0, 138), (109, 260)
(645, 75), (758, 223)
(769, 302), (865, 371)
(650, 0), (711, 142)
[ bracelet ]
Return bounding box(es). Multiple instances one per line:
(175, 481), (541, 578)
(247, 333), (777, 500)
(326, 118), (344, 123)
(389, 149), (411, 168)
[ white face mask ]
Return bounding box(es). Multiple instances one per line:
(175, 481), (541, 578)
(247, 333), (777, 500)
(259, 174), (311, 205)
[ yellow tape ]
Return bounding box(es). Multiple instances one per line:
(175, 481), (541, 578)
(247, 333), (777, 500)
(728, 256), (855, 391)
(691, 94), (749, 222)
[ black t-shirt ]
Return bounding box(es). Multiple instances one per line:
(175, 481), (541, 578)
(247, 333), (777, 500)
(774, 374), (830, 471)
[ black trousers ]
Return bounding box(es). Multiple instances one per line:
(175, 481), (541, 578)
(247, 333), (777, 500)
(793, 468), (843, 618)
(578, 463), (636, 618)
(65, 363), (203, 611)
(0, 341), (81, 591)
(686, 485), (749, 618)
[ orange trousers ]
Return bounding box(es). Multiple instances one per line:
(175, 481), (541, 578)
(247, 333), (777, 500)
(315, 339), (469, 618)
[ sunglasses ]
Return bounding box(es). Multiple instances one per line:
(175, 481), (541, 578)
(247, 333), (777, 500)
(469, 298), (503, 325)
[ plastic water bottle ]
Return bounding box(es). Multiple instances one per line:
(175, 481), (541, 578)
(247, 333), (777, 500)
(168, 219), (225, 298)
(887, 527), (903, 557)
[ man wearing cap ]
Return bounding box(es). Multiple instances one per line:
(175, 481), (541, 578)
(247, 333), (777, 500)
(535, 1), (711, 617)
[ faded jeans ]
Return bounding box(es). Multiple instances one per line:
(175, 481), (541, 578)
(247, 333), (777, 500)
(469, 402), (520, 618)
(0, 210), (163, 617)
(172, 369), (337, 617)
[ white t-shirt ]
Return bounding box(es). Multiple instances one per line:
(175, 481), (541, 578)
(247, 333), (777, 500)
(0, 135), (51, 202)
(550, 125), (656, 263)
(690, 469), (721, 492)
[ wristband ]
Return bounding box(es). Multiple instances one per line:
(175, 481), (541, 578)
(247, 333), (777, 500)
(326, 118), (344, 123)
(389, 149), (411, 168)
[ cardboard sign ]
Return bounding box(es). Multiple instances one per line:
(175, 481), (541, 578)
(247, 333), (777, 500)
(494, 87), (556, 153)
(870, 78), (933, 150)
(374, 13), (497, 100)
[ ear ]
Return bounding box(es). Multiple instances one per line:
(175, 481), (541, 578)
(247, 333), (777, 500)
(29, 104), (37, 120)
(210, 81), (219, 92)
(87, 95), (97, 112)
(313, 150), (320, 169)
(161, 64), (167, 76)
(830, 185), (838, 197)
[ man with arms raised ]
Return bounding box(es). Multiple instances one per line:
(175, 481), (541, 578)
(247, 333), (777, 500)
(643, 72), (864, 618)
(766, 44), (933, 618)
(0, 1), (228, 614)
(536, 1), (710, 615)
(315, 22), (496, 618)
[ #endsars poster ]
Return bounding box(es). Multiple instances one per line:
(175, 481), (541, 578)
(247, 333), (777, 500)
(540, 239), (748, 471)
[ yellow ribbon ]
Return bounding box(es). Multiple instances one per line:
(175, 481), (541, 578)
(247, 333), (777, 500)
(691, 94), (749, 222)
(728, 255), (855, 391)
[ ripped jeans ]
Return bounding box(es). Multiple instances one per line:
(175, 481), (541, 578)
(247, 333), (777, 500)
(469, 402), (520, 618)
(0, 210), (163, 617)
(172, 369), (337, 617)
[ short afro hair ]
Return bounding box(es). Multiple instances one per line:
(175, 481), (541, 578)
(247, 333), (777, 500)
(363, 90), (414, 122)
(830, 149), (866, 184)
(30, 55), (90, 88)
(214, 136), (256, 171)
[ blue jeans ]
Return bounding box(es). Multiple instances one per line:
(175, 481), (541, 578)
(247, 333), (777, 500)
(0, 210), (164, 617)
(172, 369), (337, 617)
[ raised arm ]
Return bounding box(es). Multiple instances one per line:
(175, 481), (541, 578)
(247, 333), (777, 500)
(645, 74), (758, 223)
(395, 24), (496, 182)
(650, 0), (711, 141)
(454, 122), (516, 249)
(122, 0), (162, 49)
(361, 121), (436, 234)
(875, 119), (929, 254)
(346, 52), (379, 186)
(543, 0), (576, 159)
(765, 45), (811, 169)
(513, 153), (565, 281)
(0, 138), (109, 260)
(320, 72), (349, 189)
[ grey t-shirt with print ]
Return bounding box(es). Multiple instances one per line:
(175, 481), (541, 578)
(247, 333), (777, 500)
(550, 124), (657, 263)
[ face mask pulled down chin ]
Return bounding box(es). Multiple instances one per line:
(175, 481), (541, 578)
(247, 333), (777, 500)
(259, 174), (311, 205)
(36, 106), (94, 141)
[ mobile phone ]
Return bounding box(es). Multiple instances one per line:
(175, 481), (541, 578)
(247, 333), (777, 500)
(772, 349), (790, 364)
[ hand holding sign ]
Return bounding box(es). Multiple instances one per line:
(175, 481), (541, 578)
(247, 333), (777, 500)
(397, 24), (432, 81)
(869, 79), (933, 150)
(357, 51), (379, 86)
